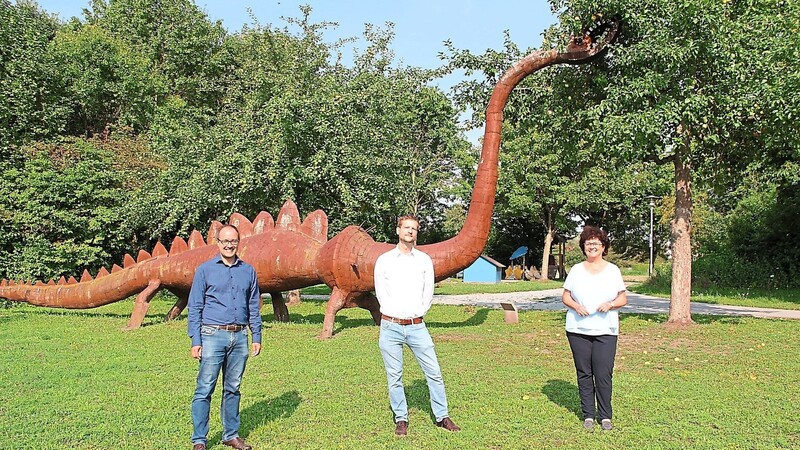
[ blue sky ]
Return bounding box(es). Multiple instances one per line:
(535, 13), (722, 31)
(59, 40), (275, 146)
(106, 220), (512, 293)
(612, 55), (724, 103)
(34, 0), (557, 71)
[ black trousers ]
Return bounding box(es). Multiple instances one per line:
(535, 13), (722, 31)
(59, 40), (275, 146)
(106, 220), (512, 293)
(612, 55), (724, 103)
(566, 331), (618, 420)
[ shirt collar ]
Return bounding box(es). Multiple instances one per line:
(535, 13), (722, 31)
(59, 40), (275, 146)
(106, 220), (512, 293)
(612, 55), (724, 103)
(213, 254), (241, 267)
(393, 246), (418, 257)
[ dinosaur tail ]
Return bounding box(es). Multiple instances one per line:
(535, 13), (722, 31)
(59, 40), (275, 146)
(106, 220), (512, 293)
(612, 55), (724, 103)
(0, 229), (216, 309)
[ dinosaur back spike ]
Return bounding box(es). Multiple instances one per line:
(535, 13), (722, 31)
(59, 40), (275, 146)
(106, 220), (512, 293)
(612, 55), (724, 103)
(137, 250), (152, 263)
(152, 241), (168, 258)
(188, 230), (205, 249)
(80, 269), (92, 282)
(207, 221), (223, 245)
(252, 211), (274, 234)
(67, 276), (78, 285)
(229, 213), (253, 238)
(47, 279), (55, 285)
(111, 264), (122, 273)
(300, 210), (329, 243)
(96, 267), (110, 278)
(123, 254), (136, 268)
(58, 276), (67, 285)
(0, 279), (6, 287)
(169, 236), (188, 255)
(35, 280), (45, 286)
(276, 200), (301, 231)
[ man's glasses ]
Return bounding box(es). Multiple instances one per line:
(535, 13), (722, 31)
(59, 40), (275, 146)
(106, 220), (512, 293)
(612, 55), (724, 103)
(217, 239), (239, 246)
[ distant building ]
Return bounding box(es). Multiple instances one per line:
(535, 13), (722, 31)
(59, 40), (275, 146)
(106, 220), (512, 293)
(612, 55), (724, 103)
(463, 255), (506, 283)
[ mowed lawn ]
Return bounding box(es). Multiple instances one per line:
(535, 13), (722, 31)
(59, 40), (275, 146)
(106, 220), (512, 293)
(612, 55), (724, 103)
(1, 297), (798, 449)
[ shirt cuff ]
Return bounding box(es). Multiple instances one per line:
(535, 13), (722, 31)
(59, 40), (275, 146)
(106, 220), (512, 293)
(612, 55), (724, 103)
(251, 333), (261, 344)
(191, 335), (202, 347)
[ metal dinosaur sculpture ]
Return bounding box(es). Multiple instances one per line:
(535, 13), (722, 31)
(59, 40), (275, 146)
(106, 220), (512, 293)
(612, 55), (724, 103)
(0, 19), (619, 339)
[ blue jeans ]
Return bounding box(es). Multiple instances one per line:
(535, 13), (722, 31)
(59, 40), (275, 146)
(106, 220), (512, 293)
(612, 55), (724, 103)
(378, 320), (450, 423)
(191, 325), (250, 444)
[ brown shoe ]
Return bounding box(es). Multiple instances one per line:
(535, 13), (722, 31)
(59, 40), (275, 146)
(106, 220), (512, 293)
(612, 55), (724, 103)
(395, 420), (408, 436)
(436, 417), (461, 432)
(192, 444), (206, 450)
(222, 437), (252, 450)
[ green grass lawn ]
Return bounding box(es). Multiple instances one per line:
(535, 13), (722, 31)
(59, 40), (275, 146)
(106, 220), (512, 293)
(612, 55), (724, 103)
(301, 279), (564, 296)
(630, 284), (800, 310)
(1, 297), (798, 449)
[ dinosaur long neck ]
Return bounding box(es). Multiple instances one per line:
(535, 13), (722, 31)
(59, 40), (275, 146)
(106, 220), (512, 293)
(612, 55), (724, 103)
(421, 49), (560, 280)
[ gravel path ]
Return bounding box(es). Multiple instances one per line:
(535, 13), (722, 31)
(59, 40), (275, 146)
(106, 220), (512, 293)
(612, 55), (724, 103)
(303, 289), (800, 320)
(430, 289), (800, 320)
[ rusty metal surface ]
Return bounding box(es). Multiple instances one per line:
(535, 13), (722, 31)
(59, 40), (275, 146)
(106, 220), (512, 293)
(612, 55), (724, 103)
(0, 20), (619, 338)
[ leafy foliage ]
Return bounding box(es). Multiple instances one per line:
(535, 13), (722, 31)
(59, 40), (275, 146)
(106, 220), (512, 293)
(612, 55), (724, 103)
(0, 139), (128, 280)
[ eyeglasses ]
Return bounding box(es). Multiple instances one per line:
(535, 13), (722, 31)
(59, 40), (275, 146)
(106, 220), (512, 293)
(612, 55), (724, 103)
(217, 239), (239, 246)
(584, 241), (603, 248)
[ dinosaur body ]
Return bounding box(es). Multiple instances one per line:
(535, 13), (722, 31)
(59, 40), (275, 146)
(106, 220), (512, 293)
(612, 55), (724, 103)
(1, 21), (619, 338)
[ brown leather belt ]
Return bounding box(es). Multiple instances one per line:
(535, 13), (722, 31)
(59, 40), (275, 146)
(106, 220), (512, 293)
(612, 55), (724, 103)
(381, 314), (423, 325)
(205, 324), (245, 331)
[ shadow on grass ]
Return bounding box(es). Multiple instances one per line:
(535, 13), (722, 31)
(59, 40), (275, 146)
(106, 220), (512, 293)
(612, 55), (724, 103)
(542, 379), (581, 419)
(407, 378), (436, 423)
(209, 390), (301, 445)
(13, 307), (188, 330)
(427, 307), (489, 329)
(270, 305), (490, 336)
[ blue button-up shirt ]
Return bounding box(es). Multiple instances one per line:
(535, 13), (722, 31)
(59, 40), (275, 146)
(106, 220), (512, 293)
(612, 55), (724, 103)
(188, 255), (262, 347)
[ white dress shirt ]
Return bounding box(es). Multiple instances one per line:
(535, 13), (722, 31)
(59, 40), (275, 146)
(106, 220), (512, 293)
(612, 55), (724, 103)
(374, 246), (435, 319)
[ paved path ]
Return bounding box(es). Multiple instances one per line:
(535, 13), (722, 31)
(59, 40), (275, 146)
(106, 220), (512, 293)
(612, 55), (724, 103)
(429, 289), (800, 320)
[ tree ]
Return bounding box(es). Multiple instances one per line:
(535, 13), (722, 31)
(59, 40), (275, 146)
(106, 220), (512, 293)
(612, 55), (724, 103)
(0, 139), (128, 280)
(0, 0), (66, 154)
(442, 32), (663, 278)
(122, 10), (470, 244)
(47, 23), (157, 136)
(87, 0), (231, 115)
(551, 0), (800, 323)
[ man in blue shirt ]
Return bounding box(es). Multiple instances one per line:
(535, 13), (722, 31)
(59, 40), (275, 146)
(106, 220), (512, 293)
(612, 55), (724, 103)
(188, 224), (262, 450)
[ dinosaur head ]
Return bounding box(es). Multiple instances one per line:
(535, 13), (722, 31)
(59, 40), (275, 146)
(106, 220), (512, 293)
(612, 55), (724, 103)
(557, 17), (620, 64)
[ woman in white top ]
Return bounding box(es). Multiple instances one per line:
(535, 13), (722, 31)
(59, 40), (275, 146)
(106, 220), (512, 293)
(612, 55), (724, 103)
(562, 226), (627, 431)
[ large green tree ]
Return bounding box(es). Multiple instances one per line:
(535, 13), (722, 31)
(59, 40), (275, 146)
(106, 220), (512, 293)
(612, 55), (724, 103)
(123, 12), (470, 244)
(442, 33), (664, 278)
(553, 0), (800, 322)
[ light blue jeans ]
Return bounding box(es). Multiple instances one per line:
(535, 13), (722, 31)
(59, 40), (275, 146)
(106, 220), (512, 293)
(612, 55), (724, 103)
(191, 325), (250, 445)
(378, 320), (450, 423)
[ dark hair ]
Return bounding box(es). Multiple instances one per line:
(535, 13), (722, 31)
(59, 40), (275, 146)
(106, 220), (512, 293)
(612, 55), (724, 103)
(579, 225), (609, 256)
(396, 215), (420, 228)
(217, 224), (240, 239)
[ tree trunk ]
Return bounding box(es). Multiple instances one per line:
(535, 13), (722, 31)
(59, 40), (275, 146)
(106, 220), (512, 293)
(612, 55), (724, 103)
(540, 218), (554, 281)
(668, 137), (694, 325)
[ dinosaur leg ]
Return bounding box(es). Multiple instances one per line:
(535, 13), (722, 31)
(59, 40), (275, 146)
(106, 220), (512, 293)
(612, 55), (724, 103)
(270, 291), (289, 323)
(354, 291), (381, 325)
(125, 280), (162, 330)
(165, 290), (188, 321)
(319, 287), (346, 339)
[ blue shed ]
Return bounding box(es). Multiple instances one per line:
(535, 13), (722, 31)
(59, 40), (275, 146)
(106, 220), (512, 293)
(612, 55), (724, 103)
(463, 255), (506, 283)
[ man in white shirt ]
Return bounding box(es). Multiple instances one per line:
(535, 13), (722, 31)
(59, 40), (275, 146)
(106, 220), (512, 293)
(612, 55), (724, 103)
(374, 215), (460, 436)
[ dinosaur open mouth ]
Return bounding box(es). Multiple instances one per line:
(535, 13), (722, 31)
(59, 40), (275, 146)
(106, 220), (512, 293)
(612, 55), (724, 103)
(561, 16), (620, 63)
